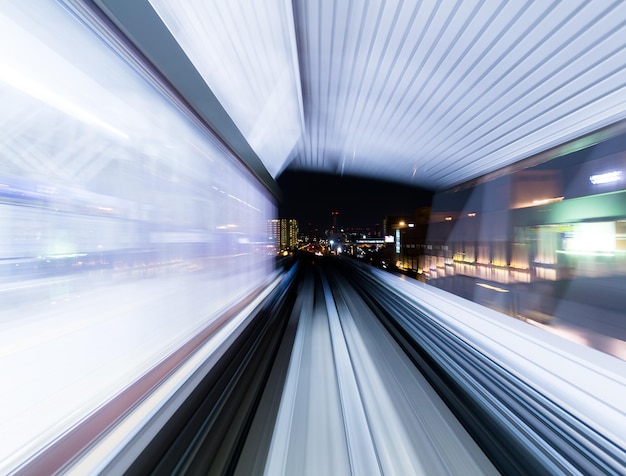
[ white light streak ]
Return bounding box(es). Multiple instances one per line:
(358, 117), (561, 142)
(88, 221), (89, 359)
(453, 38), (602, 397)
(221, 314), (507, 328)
(0, 65), (129, 140)
(148, 0), (304, 176)
(589, 170), (622, 185)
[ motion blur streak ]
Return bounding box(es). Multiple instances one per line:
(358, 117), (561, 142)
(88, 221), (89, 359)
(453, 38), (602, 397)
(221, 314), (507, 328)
(360, 261), (626, 473)
(246, 257), (625, 474)
(61, 257), (626, 474)
(246, 260), (496, 475)
(0, 1), (274, 471)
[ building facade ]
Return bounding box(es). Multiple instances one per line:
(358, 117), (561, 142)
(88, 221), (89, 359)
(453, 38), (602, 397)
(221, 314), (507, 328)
(280, 218), (299, 251)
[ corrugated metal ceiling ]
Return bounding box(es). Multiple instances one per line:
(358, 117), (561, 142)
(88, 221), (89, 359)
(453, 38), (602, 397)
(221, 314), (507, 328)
(146, 0), (626, 189)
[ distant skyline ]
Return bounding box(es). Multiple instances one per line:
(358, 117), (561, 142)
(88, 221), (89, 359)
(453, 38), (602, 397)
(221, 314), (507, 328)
(276, 170), (433, 232)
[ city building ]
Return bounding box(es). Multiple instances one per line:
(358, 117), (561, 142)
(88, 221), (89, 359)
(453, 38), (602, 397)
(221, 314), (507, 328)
(384, 208), (432, 272)
(268, 219), (280, 253)
(279, 218), (299, 251)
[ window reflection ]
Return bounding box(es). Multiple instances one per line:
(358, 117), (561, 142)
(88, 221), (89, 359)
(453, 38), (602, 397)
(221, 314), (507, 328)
(423, 131), (626, 360)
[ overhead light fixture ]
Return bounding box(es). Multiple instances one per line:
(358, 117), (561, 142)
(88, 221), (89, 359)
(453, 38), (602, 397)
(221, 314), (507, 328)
(590, 171), (622, 185)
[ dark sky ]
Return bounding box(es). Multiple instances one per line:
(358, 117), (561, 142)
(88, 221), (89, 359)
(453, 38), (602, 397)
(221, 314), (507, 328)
(276, 169), (433, 231)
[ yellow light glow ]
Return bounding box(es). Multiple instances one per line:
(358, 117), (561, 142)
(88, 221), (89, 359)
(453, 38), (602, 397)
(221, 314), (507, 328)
(532, 196), (564, 205)
(476, 282), (510, 293)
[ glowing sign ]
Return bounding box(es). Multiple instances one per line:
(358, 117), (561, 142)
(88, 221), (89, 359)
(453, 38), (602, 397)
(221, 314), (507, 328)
(589, 170), (622, 185)
(395, 229), (400, 254)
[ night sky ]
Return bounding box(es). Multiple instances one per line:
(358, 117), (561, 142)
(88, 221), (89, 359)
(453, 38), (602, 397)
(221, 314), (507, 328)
(276, 169), (433, 232)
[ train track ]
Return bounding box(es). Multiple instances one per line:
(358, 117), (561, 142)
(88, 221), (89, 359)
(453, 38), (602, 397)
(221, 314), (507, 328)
(31, 256), (625, 474)
(235, 258), (496, 475)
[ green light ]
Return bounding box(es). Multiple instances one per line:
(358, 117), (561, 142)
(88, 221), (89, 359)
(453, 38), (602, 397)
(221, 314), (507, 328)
(557, 129), (610, 157)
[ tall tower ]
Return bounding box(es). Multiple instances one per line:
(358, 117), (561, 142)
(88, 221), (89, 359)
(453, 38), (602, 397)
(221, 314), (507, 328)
(331, 211), (339, 231)
(279, 218), (299, 251)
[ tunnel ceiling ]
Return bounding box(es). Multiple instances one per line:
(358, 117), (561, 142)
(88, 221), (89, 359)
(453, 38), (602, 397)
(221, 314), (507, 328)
(106, 0), (626, 191)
